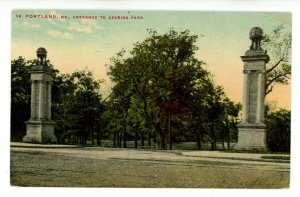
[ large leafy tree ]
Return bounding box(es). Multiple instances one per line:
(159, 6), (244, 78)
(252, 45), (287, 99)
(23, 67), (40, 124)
(52, 73), (77, 142)
(220, 98), (241, 149)
(108, 29), (210, 149)
(205, 86), (228, 150)
(68, 70), (103, 145)
(186, 75), (213, 149)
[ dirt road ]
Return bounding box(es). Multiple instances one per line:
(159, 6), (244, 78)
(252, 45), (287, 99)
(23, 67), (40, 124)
(10, 147), (290, 188)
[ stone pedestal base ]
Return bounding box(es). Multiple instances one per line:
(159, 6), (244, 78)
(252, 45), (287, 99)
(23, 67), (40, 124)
(23, 120), (57, 144)
(234, 123), (268, 151)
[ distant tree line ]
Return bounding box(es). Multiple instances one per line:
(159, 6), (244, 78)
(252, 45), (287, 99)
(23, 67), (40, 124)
(11, 26), (291, 152)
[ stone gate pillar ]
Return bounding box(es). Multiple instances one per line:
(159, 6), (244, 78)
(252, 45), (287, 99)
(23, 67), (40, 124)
(23, 47), (57, 143)
(234, 27), (269, 151)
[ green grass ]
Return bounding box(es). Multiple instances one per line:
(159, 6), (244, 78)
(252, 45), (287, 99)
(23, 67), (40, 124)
(261, 155), (290, 160)
(49, 139), (291, 154)
(220, 149), (290, 154)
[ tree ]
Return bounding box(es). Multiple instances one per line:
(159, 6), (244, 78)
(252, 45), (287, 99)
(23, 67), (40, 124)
(69, 69), (103, 145)
(51, 69), (105, 145)
(220, 99), (241, 149)
(205, 86), (227, 150)
(108, 29), (210, 149)
(262, 24), (291, 95)
(127, 97), (150, 148)
(11, 57), (31, 141)
(52, 73), (77, 143)
(194, 84), (241, 150)
(186, 74), (214, 150)
(265, 108), (290, 152)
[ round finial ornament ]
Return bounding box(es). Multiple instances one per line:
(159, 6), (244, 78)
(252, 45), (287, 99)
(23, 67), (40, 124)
(249, 27), (263, 40)
(36, 47), (47, 65)
(37, 47), (47, 58)
(249, 27), (263, 50)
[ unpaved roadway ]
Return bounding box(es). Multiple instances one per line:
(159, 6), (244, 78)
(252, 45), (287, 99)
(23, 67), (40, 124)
(10, 147), (290, 188)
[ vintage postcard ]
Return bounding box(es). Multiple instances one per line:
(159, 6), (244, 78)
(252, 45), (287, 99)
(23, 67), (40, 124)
(10, 9), (291, 188)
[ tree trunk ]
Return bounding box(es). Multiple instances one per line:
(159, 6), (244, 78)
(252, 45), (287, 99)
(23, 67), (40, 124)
(91, 129), (94, 145)
(155, 121), (165, 150)
(100, 129), (103, 144)
(152, 111), (157, 147)
(96, 119), (102, 146)
(113, 131), (116, 148)
(119, 131), (122, 148)
(196, 130), (202, 150)
(83, 135), (87, 145)
(227, 123), (230, 150)
(123, 124), (127, 148)
(153, 129), (157, 146)
(210, 124), (215, 150)
(148, 130), (151, 146)
(134, 128), (138, 148)
(222, 138), (225, 150)
(221, 127), (225, 150)
(63, 112), (66, 143)
(116, 132), (119, 148)
(160, 113), (169, 150)
(168, 110), (172, 150)
(96, 130), (101, 146)
(141, 130), (145, 146)
(159, 132), (166, 149)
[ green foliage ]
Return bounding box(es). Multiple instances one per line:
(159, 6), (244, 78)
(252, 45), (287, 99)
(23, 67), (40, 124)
(11, 57), (31, 141)
(108, 29), (207, 149)
(53, 69), (104, 144)
(107, 29), (241, 150)
(265, 108), (290, 152)
(262, 24), (291, 95)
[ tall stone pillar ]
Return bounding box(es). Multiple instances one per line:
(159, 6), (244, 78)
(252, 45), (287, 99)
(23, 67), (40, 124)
(47, 81), (52, 120)
(23, 47), (57, 144)
(30, 81), (37, 119)
(241, 70), (250, 123)
(234, 27), (269, 151)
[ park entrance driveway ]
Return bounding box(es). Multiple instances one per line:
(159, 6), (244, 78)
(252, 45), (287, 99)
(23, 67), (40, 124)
(10, 145), (290, 188)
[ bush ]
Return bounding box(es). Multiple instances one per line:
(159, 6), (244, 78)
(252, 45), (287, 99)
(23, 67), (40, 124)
(266, 109), (290, 152)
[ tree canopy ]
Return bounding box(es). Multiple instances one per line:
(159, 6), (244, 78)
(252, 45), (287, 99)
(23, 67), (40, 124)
(107, 29), (241, 149)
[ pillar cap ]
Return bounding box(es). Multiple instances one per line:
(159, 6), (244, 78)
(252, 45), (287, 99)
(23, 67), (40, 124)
(238, 122), (266, 129)
(36, 47), (47, 59)
(241, 51), (270, 63)
(30, 65), (53, 75)
(249, 27), (263, 40)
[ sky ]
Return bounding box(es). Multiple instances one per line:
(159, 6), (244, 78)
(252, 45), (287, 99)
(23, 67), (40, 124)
(11, 10), (292, 109)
